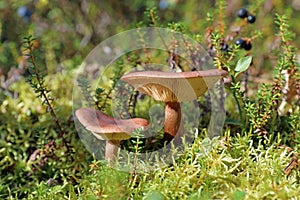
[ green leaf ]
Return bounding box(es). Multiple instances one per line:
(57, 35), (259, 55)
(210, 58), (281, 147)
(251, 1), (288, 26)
(234, 56), (252, 77)
(232, 190), (246, 200)
(225, 118), (241, 125)
(144, 190), (165, 200)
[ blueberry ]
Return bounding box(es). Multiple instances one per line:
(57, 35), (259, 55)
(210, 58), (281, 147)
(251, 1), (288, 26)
(17, 6), (32, 22)
(235, 38), (245, 48)
(221, 43), (229, 51)
(17, 6), (27, 17)
(243, 41), (252, 50)
(237, 8), (248, 18)
(159, 0), (168, 10)
(247, 15), (256, 23)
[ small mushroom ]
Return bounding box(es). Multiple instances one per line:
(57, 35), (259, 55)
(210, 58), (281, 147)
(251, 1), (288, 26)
(121, 69), (228, 142)
(75, 107), (149, 161)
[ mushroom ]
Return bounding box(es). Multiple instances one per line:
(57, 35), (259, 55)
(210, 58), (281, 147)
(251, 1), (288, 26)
(75, 107), (149, 161)
(121, 69), (228, 142)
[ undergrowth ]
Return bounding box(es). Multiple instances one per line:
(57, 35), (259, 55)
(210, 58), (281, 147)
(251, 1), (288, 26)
(0, 1), (299, 200)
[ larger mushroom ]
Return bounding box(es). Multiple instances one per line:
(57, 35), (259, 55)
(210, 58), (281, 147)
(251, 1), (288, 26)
(75, 107), (149, 161)
(121, 69), (228, 142)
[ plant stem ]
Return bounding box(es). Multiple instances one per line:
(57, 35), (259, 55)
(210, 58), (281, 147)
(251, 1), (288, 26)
(231, 75), (244, 126)
(25, 38), (69, 149)
(132, 135), (140, 182)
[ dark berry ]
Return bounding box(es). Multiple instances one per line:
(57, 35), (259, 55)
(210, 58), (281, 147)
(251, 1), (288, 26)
(237, 8), (248, 18)
(159, 0), (168, 10)
(235, 38), (245, 48)
(243, 41), (252, 51)
(247, 15), (256, 23)
(17, 6), (32, 22)
(221, 43), (229, 51)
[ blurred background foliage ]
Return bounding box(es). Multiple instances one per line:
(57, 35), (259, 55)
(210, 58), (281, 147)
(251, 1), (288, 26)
(1, 0), (300, 77)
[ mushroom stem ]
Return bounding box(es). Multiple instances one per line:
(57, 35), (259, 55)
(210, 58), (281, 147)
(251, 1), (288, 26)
(105, 140), (120, 161)
(163, 101), (181, 142)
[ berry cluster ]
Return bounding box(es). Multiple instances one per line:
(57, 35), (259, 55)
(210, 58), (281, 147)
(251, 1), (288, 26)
(237, 8), (256, 23)
(217, 37), (252, 53)
(234, 8), (256, 50)
(208, 7), (256, 54)
(218, 38), (252, 52)
(235, 38), (252, 50)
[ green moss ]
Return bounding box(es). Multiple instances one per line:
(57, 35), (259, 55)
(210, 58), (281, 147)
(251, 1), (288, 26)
(0, 1), (300, 199)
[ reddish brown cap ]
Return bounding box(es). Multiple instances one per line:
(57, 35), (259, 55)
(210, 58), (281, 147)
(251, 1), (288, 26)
(121, 69), (228, 102)
(75, 108), (149, 140)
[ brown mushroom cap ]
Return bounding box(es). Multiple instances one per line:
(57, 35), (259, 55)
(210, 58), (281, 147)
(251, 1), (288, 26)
(121, 69), (228, 102)
(75, 108), (149, 140)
